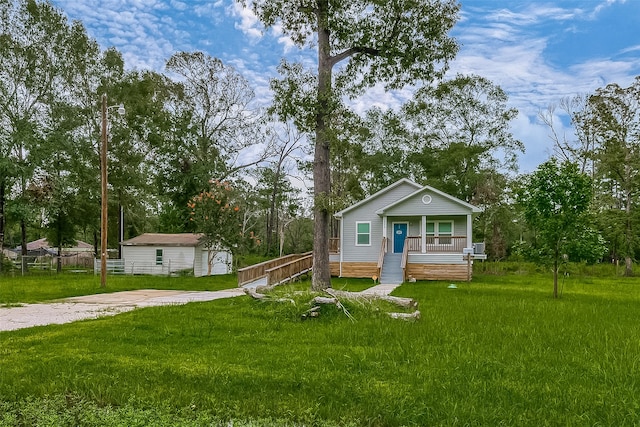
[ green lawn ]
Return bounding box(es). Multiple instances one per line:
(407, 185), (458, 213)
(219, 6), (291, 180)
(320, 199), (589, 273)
(1, 266), (640, 425)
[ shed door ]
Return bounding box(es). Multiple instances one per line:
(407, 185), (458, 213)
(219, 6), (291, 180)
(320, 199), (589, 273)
(393, 223), (408, 253)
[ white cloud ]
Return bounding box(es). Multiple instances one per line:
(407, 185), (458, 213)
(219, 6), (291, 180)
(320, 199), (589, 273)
(229, 2), (262, 40)
(450, 1), (640, 171)
(48, 0), (640, 175)
(591, 0), (627, 19)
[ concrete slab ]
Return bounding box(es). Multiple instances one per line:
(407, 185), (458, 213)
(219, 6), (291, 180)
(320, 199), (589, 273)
(0, 303), (136, 332)
(64, 289), (186, 304)
(1, 281), (402, 332)
(360, 283), (401, 296)
(0, 288), (246, 332)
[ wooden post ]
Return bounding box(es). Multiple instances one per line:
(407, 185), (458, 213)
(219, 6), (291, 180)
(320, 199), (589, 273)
(100, 93), (108, 288)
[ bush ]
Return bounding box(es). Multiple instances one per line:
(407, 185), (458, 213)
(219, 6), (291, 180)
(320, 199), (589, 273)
(0, 254), (15, 274)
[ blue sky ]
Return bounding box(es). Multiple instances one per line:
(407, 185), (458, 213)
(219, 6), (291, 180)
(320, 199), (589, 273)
(50, 0), (640, 173)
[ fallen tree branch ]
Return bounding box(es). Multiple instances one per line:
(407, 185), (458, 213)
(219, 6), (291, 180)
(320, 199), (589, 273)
(388, 311), (421, 321)
(301, 305), (321, 319)
(325, 288), (418, 309)
(244, 288), (295, 304)
(312, 296), (337, 305)
(244, 288), (268, 300)
(311, 295), (355, 321)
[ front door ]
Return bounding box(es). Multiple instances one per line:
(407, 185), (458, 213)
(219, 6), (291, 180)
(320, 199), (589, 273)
(393, 223), (408, 253)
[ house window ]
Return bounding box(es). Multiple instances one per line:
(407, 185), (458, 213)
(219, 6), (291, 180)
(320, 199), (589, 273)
(155, 249), (163, 265)
(426, 221), (453, 245)
(356, 222), (371, 246)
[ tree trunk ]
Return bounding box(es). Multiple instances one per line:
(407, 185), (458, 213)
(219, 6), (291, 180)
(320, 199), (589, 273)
(0, 178), (5, 273)
(93, 229), (99, 260)
(55, 219), (61, 273)
(625, 256), (633, 277)
(553, 245), (559, 299)
(21, 218), (27, 272)
(624, 189), (633, 276)
(267, 172), (280, 255)
(57, 242), (62, 273)
(312, 0), (332, 291)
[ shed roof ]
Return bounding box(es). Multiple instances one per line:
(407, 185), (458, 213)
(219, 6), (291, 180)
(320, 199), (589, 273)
(26, 238), (93, 251)
(121, 233), (205, 247)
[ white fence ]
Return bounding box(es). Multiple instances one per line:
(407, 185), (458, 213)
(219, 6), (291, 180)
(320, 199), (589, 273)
(8, 255), (94, 274)
(93, 259), (126, 275)
(94, 259), (193, 276)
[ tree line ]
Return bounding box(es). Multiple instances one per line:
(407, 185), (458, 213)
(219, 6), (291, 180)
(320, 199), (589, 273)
(0, 0), (307, 272)
(1, 0), (639, 281)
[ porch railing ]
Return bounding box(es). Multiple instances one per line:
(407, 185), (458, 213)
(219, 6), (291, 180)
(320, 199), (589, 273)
(237, 252), (310, 287)
(405, 236), (468, 253)
(265, 253), (313, 287)
(329, 238), (340, 254)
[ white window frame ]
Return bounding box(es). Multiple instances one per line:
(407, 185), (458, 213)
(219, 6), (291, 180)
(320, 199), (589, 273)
(155, 248), (163, 265)
(355, 221), (372, 246)
(426, 221), (454, 246)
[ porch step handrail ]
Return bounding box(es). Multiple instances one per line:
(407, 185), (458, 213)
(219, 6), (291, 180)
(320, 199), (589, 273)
(265, 253), (313, 287)
(376, 237), (387, 280)
(237, 251), (312, 287)
(401, 239), (410, 282)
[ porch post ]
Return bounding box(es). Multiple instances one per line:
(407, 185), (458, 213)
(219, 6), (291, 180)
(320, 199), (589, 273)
(339, 216), (344, 276)
(466, 214), (473, 249)
(382, 216), (388, 251)
(421, 215), (427, 253)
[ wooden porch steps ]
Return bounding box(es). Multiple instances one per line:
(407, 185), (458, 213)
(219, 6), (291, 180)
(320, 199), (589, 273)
(380, 253), (403, 285)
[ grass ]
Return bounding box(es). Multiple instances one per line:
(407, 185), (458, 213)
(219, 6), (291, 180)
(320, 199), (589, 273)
(1, 266), (640, 425)
(0, 273), (238, 304)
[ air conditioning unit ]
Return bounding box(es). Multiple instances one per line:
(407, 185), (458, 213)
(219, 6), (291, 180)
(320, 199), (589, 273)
(473, 242), (485, 254)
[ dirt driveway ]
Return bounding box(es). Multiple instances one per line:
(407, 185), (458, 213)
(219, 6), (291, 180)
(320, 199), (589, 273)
(0, 288), (246, 332)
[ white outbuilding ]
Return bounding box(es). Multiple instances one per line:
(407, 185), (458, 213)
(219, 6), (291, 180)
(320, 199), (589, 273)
(120, 233), (232, 276)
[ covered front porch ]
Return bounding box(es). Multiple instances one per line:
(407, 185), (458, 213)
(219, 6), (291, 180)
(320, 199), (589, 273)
(382, 214), (474, 255)
(329, 215), (474, 255)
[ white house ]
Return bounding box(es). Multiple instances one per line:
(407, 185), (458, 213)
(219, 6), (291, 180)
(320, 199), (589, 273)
(120, 233), (232, 276)
(331, 179), (484, 283)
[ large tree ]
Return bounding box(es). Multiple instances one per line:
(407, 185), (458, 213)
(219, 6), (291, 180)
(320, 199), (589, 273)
(243, 0), (460, 289)
(253, 122), (304, 256)
(539, 95), (597, 174)
(159, 52), (271, 231)
(0, 0), (71, 265)
(587, 78), (640, 276)
(403, 74), (523, 201)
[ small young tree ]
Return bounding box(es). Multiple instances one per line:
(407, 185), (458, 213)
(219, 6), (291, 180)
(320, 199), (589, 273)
(518, 159), (597, 298)
(188, 180), (243, 275)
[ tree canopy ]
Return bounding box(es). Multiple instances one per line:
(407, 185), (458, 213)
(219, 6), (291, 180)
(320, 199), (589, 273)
(517, 159), (600, 297)
(244, 0), (460, 289)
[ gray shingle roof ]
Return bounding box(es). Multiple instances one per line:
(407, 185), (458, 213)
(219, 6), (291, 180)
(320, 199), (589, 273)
(120, 233), (205, 247)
